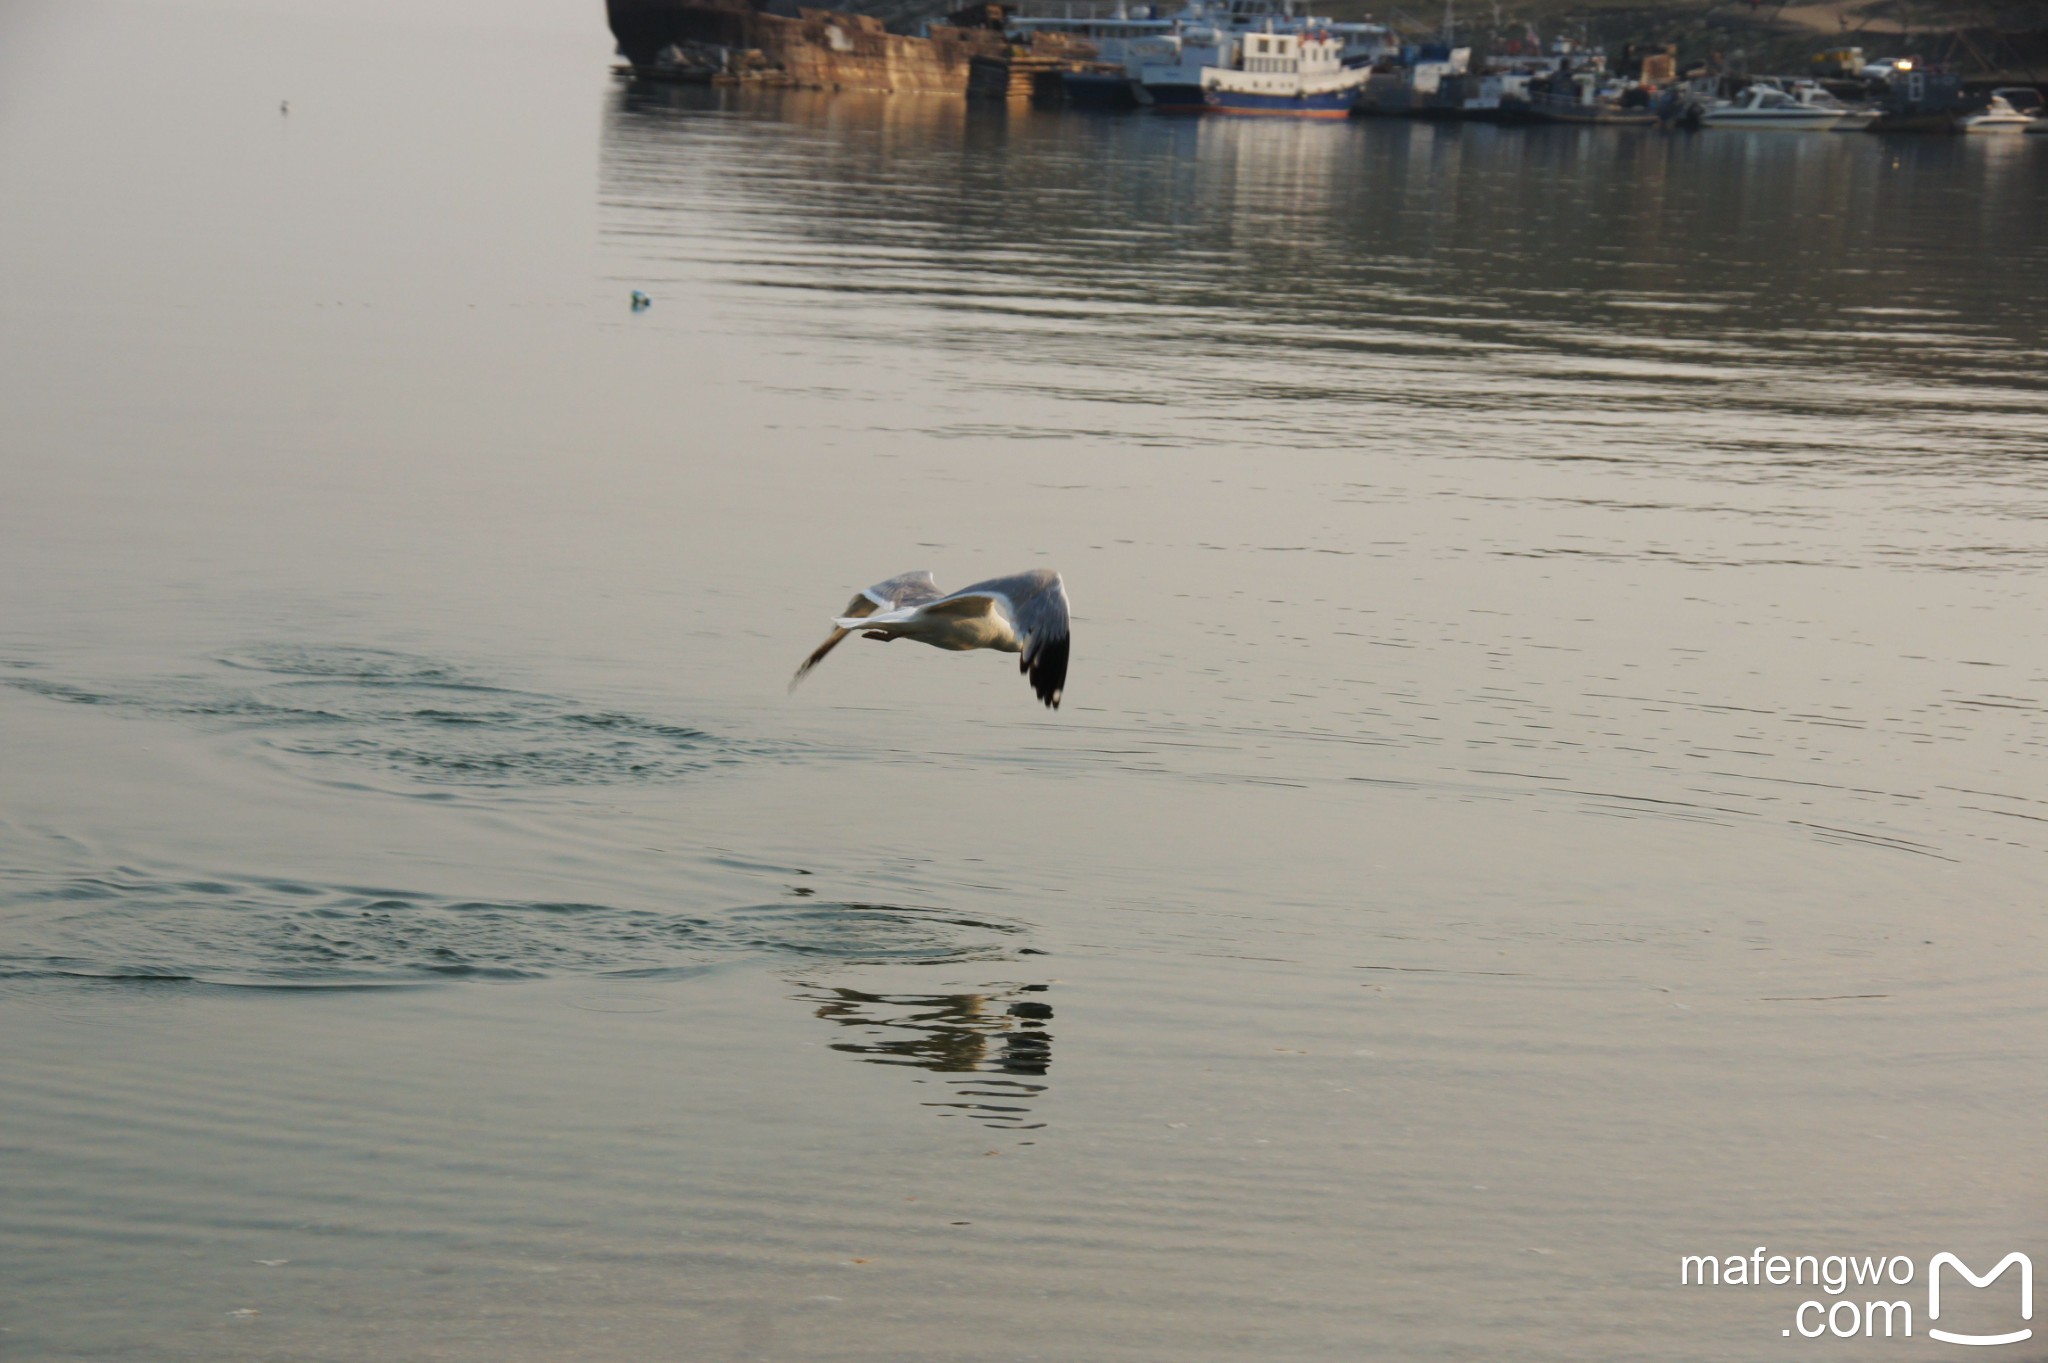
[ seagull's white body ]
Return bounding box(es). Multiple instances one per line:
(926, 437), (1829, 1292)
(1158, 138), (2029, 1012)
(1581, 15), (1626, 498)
(793, 569), (1071, 709)
(839, 599), (1019, 652)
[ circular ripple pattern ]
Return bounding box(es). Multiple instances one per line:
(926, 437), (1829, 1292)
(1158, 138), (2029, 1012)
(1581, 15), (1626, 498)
(0, 868), (1025, 987)
(8, 645), (778, 789)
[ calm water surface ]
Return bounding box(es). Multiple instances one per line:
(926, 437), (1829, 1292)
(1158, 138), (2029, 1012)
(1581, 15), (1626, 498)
(3, 2), (2046, 1358)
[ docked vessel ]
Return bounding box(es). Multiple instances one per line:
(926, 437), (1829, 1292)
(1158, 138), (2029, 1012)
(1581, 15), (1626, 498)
(1056, 67), (1147, 107)
(1132, 17), (1240, 111)
(1355, 43), (1471, 117)
(1699, 85), (1846, 129)
(606, 0), (1015, 94)
(1127, 0), (1390, 113)
(1958, 89), (2043, 132)
(1008, 3), (1174, 105)
(1864, 70), (1976, 133)
(1803, 83), (1877, 130)
(1503, 69), (1655, 126)
(1198, 26), (1368, 116)
(1359, 33), (1623, 122)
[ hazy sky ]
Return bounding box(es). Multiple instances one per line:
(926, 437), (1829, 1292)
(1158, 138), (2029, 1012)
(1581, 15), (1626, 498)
(0, 0), (615, 126)
(73, 0), (605, 36)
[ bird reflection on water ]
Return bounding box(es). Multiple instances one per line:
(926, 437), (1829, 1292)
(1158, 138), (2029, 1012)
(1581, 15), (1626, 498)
(804, 984), (1053, 1130)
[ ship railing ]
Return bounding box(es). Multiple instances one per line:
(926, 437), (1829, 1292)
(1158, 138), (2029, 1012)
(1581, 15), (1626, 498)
(1009, 0), (1164, 18)
(1520, 88), (1598, 113)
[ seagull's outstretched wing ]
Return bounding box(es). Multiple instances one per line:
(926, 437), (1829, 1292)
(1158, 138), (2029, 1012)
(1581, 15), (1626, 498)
(790, 571), (943, 690)
(936, 569), (1071, 709)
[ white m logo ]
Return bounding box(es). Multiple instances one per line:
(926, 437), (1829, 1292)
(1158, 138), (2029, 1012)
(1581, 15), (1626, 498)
(1929, 1253), (2033, 1347)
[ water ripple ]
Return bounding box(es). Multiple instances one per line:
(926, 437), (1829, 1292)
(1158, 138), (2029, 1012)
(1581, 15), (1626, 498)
(0, 867), (1026, 987)
(7, 644), (776, 789)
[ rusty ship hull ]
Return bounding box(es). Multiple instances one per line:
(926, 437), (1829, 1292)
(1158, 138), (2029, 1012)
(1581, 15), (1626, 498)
(607, 0), (1013, 93)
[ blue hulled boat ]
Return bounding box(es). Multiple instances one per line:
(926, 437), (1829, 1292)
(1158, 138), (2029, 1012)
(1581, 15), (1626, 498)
(1126, 0), (1391, 113)
(1200, 27), (1368, 117)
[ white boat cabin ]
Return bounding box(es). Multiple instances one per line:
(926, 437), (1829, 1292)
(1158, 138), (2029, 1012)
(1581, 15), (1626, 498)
(1234, 29), (1343, 75)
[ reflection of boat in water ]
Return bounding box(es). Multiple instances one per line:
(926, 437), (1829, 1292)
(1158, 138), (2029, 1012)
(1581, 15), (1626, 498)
(1959, 89), (2043, 133)
(1699, 85), (1845, 130)
(1199, 27), (1367, 118)
(806, 983), (1055, 1129)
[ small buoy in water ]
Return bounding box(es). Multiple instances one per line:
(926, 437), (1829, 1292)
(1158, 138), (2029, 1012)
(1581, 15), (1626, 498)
(280, 100), (290, 114)
(630, 290), (651, 310)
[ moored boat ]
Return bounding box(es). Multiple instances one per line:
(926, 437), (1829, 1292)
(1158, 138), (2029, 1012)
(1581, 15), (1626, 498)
(606, 0), (1013, 93)
(1132, 17), (1236, 111)
(1699, 84), (1845, 129)
(1958, 89), (2043, 132)
(1864, 70), (1974, 133)
(1130, 0), (1391, 112)
(1503, 71), (1654, 126)
(1773, 78), (1875, 128)
(1008, 3), (1172, 105)
(1354, 43), (1471, 117)
(1198, 26), (1367, 117)
(1059, 66), (1146, 106)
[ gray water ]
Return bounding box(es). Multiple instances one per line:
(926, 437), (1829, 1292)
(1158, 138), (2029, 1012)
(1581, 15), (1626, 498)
(3, 1), (2047, 1358)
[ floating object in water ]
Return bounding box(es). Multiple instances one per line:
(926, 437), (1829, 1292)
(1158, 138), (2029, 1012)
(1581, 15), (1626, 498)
(792, 569), (1071, 709)
(630, 290), (651, 310)
(280, 100), (289, 114)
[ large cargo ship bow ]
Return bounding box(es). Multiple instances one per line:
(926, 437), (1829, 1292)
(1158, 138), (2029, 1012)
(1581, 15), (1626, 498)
(608, 0), (1028, 94)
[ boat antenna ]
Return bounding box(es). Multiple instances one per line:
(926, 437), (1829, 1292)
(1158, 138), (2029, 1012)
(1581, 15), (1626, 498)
(1440, 0), (1453, 42)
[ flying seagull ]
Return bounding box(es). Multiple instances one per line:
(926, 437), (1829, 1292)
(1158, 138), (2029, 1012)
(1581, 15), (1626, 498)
(792, 569), (1070, 709)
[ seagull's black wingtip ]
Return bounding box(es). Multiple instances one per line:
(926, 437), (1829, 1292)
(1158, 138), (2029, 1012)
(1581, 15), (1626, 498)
(1028, 634), (1069, 711)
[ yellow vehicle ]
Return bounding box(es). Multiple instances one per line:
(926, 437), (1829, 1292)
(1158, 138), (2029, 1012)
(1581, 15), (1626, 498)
(1811, 46), (1864, 77)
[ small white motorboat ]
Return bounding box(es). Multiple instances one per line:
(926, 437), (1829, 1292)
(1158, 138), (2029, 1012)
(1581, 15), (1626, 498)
(1789, 80), (1876, 130)
(1699, 85), (1845, 130)
(1959, 89), (2043, 133)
